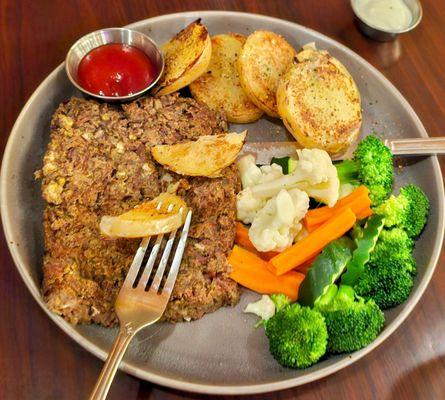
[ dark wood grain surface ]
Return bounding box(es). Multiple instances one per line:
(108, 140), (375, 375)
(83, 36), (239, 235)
(1, 1), (445, 399)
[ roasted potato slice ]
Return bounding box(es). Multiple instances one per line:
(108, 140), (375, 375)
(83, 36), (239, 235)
(154, 19), (212, 96)
(100, 193), (188, 238)
(277, 47), (362, 154)
(237, 30), (296, 117)
(189, 33), (263, 123)
(151, 131), (247, 177)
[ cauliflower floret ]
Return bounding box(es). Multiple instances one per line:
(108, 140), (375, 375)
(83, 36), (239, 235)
(236, 188), (266, 224)
(237, 154), (283, 188)
(258, 164), (283, 183)
(236, 150), (338, 252)
(249, 188), (309, 252)
(250, 149), (339, 207)
(236, 156), (284, 223)
(292, 149), (340, 207)
(244, 295), (276, 321)
(237, 154), (262, 188)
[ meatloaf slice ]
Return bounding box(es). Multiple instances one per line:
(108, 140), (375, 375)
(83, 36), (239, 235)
(39, 94), (241, 326)
(162, 166), (241, 322)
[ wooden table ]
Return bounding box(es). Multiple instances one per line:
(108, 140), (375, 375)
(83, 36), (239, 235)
(1, 1), (444, 399)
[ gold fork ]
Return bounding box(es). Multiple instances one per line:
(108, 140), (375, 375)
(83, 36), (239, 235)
(89, 208), (192, 400)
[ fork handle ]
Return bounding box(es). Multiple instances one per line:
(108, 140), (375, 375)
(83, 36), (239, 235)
(387, 137), (445, 155)
(89, 325), (135, 400)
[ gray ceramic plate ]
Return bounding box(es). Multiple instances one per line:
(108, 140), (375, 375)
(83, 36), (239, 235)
(1, 11), (444, 395)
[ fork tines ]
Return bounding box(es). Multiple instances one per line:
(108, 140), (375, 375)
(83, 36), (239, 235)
(123, 209), (192, 297)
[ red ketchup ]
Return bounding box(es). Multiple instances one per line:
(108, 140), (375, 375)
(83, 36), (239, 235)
(77, 43), (158, 97)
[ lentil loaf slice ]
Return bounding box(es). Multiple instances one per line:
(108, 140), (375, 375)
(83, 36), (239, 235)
(39, 94), (240, 326)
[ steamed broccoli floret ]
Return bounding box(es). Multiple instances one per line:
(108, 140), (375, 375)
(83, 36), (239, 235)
(316, 285), (384, 353)
(335, 135), (393, 205)
(265, 303), (327, 368)
(374, 184), (429, 238)
(354, 260), (414, 309)
(356, 225), (416, 309)
(270, 294), (291, 312)
(369, 228), (416, 274)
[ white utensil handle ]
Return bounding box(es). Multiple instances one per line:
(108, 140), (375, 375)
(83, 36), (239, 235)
(386, 137), (445, 155)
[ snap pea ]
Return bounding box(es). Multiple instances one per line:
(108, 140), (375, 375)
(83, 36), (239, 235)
(341, 215), (385, 286)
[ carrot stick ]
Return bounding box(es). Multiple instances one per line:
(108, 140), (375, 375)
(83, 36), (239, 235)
(228, 245), (304, 301)
(305, 195), (370, 228)
(260, 250), (280, 261)
(235, 222), (279, 260)
(337, 185), (369, 203)
(307, 204), (373, 232)
(229, 243), (268, 268)
(303, 185), (371, 232)
(295, 254), (318, 274)
(314, 185), (368, 213)
(235, 222), (254, 249)
(357, 206), (373, 220)
(269, 208), (357, 276)
(303, 185), (369, 229)
(306, 200), (372, 233)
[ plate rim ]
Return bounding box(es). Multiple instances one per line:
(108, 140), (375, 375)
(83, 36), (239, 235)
(1, 10), (444, 395)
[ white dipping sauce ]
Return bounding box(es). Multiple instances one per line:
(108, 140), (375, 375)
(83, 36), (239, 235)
(354, 0), (413, 31)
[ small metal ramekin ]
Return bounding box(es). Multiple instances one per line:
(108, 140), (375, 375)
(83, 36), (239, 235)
(351, 0), (423, 42)
(65, 28), (164, 102)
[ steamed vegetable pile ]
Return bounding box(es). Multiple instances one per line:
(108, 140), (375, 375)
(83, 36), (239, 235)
(231, 135), (430, 369)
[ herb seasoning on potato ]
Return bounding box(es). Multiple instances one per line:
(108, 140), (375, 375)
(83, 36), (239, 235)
(190, 33), (263, 123)
(237, 30), (296, 117)
(277, 45), (362, 154)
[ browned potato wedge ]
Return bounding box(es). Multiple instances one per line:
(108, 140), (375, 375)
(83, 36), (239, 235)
(151, 131), (247, 177)
(100, 193), (188, 238)
(154, 19), (212, 96)
(189, 33), (263, 123)
(237, 30), (296, 117)
(277, 47), (362, 154)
